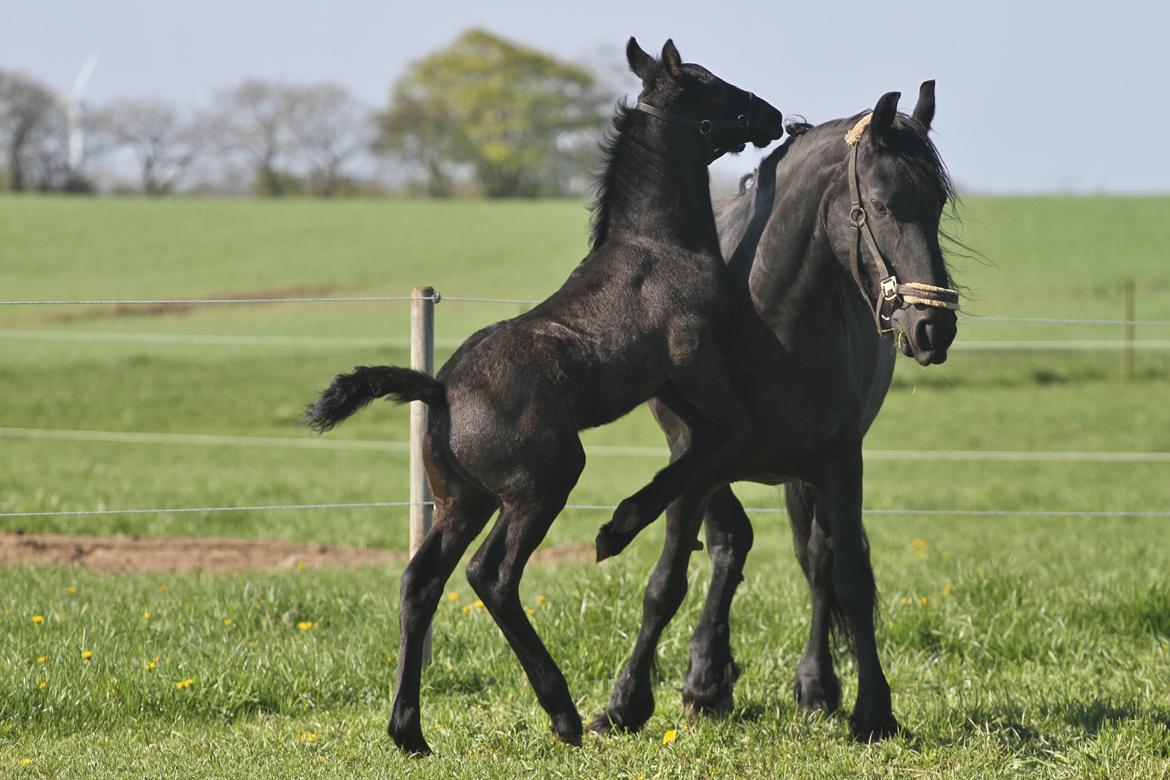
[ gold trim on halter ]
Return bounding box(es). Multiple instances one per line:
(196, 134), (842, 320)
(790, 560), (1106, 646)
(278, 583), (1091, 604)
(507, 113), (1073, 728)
(844, 113), (872, 146)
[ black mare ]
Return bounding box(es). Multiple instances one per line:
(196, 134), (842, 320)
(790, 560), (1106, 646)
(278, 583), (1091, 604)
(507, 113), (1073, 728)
(305, 39), (784, 755)
(593, 83), (960, 742)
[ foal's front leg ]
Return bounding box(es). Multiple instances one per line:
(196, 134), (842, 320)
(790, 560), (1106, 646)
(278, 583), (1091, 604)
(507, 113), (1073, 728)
(596, 339), (749, 560)
(818, 446), (897, 741)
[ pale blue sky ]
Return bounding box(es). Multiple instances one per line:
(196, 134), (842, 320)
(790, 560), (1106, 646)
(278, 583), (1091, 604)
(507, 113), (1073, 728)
(4, 0), (1167, 192)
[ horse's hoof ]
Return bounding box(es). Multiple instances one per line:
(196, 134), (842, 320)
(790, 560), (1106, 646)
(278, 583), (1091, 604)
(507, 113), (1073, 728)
(587, 712), (615, 736)
(388, 719), (432, 756)
(849, 710), (899, 742)
(682, 688), (734, 718)
(682, 661), (739, 718)
(794, 670), (841, 715)
(551, 711), (583, 746)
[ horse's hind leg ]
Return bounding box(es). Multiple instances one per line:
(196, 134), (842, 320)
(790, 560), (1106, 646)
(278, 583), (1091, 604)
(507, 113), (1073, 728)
(389, 480), (496, 755)
(787, 480), (842, 715)
(590, 487), (711, 734)
(681, 485), (754, 716)
(465, 445), (586, 746)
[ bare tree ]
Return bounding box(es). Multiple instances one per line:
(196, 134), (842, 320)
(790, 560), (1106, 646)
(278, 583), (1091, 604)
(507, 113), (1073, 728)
(208, 79), (298, 196)
(288, 83), (371, 197)
(0, 69), (67, 191)
(94, 98), (199, 194)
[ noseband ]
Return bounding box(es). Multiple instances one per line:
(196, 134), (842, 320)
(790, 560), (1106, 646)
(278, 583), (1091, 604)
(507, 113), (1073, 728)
(635, 92), (756, 163)
(844, 114), (960, 332)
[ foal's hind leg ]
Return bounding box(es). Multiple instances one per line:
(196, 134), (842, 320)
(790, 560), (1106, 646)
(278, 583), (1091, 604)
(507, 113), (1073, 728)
(590, 487), (711, 734)
(389, 486), (496, 755)
(787, 480), (842, 715)
(681, 485), (754, 716)
(465, 450), (586, 746)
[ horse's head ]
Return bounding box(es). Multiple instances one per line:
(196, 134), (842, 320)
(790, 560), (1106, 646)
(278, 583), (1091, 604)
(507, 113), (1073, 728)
(825, 82), (958, 365)
(626, 38), (784, 162)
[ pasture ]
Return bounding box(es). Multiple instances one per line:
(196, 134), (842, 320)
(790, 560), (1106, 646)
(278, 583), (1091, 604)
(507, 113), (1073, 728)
(1, 194), (1169, 777)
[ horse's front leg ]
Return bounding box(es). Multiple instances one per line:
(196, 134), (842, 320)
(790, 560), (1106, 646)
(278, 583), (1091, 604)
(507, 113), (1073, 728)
(818, 445), (897, 741)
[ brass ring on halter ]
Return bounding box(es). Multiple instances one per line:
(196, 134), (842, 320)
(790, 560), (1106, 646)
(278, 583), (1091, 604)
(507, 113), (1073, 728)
(848, 206), (867, 227)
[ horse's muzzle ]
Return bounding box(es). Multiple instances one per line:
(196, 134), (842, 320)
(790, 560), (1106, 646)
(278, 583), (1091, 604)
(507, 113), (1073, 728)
(893, 305), (957, 366)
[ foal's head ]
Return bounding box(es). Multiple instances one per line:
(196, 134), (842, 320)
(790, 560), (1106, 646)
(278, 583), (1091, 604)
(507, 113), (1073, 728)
(625, 38), (785, 161)
(824, 82), (959, 365)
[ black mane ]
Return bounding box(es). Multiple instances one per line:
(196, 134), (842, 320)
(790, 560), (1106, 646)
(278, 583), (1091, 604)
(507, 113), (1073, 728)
(588, 100), (636, 249)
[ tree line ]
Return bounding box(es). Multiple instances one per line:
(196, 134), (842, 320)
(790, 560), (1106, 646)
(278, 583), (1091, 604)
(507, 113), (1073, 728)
(0, 29), (618, 198)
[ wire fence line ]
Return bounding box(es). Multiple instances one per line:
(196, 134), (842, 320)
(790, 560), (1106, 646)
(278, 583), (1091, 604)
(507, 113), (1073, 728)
(0, 293), (1168, 327)
(6, 328), (1170, 352)
(2, 502), (1168, 521)
(5, 426), (1170, 463)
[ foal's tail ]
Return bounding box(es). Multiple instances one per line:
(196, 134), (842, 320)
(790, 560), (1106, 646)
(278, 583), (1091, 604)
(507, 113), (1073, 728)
(305, 365), (446, 432)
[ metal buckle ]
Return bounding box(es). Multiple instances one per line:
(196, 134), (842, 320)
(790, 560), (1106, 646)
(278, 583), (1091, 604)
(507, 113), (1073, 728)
(848, 206), (867, 227)
(881, 276), (899, 301)
(698, 119), (713, 136)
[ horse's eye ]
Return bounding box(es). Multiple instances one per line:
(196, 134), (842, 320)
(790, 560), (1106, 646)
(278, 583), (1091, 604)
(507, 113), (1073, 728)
(870, 199), (888, 216)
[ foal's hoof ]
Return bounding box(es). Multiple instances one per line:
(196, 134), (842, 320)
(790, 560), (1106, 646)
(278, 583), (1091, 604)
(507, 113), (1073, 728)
(551, 711), (584, 746)
(610, 498), (642, 533)
(587, 711), (617, 736)
(849, 711), (899, 743)
(388, 720), (432, 756)
(681, 686), (734, 718)
(595, 526), (635, 562)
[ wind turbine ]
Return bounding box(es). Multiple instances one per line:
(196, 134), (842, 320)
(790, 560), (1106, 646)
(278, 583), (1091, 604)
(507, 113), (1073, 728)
(62, 55), (98, 175)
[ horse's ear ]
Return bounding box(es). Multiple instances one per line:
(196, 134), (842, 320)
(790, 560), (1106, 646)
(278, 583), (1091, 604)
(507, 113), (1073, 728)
(661, 39), (683, 78)
(912, 80), (936, 131)
(626, 37), (658, 83)
(870, 91), (901, 138)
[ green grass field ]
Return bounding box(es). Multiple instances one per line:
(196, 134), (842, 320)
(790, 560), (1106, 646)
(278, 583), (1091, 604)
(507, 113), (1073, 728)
(1, 194), (1169, 777)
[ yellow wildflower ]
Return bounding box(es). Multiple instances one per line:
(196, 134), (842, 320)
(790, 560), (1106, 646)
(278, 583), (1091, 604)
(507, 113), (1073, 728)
(918, 597), (929, 607)
(38, 679), (46, 690)
(909, 538), (928, 552)
(297, 621), (315, 631)
(31, 615), (44, 624)
(447, 592), (459, 602)
(80, 650), (93, 661)
(175, 678), (193, 690)
(298, 731), (318, 743)
(20, 758), (32, 765)
(385, 654), (394, 664)
(65, 586), (78, 595)
(942, 583), (953, 596)
(462, 600), (485, 615)
(526, 608), (536, 617)
(223, 618), (233, 626)
(900, 596), (911, 606)
(159, 584), (170, 593)
(662, 728), (678, 745)
(536, 594), (549, 607)
(296, 559), (307, 570)
(36, 655), (49, 664)
(143, 611), (152, 621)
(146, 656), (159, 671)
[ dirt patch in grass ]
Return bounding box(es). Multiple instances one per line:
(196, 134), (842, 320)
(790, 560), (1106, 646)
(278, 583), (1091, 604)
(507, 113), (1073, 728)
(0, 531), (592, 574)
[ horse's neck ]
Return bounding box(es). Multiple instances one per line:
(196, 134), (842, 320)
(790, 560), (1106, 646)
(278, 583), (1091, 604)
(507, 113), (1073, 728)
(602, 116), (719, 254)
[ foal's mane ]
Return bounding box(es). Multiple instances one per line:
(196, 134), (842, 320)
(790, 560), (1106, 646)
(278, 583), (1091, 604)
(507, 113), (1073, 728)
(587, 101), (636, 250)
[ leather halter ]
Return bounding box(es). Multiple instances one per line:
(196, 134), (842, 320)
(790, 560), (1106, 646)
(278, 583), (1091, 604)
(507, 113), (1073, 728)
(635, 92), (756, 163)
(844, 114), (960, 332)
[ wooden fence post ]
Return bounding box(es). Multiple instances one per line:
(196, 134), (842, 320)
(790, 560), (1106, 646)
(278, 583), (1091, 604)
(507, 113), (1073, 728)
(409, 286), (436, 663)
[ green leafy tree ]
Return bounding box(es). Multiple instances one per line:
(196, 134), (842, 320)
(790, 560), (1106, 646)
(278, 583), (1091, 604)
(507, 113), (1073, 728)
(376, 29), (611, 197)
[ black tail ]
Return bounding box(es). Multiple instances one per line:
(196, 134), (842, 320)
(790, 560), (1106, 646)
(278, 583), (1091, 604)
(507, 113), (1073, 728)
(305, 365), (445, 432)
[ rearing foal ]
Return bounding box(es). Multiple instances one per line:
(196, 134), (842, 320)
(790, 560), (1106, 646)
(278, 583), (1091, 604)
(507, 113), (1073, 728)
(306, 38), (783, 755)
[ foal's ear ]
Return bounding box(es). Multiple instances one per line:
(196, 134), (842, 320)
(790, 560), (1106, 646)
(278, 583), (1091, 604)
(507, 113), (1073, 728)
(661, 39), (683, 78)
(912, 80), (936, 131)
(626, 37), (658, 82)
(870, 91), (901, 138)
